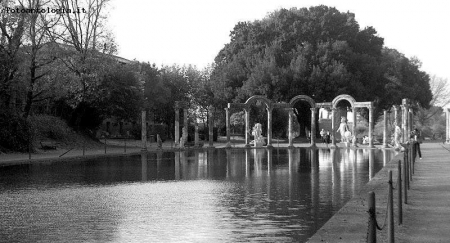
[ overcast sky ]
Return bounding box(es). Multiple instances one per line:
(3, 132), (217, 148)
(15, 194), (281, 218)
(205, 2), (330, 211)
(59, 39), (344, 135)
(109, 0), (450, 82)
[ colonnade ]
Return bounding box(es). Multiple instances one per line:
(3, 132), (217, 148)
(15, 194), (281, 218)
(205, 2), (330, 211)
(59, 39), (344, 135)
(162, 96), (416, 150)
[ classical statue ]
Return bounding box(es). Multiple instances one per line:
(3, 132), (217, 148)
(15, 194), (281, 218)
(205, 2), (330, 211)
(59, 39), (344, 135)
(394, 122), (402, 149)
(337, 116), (351, 143)
(251, 123), (265, 147)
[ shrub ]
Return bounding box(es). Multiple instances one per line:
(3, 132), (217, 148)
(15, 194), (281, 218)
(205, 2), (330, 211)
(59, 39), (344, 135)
(355, 124), (369, 138)
(0, 111), (32, 152)
(28, 115), (73, 141)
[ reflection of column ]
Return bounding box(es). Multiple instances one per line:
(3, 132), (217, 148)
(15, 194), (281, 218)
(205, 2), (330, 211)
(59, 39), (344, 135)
(175, 104), (180, 146)
(330, 148), (338, 206)
(383, 109), (388, 148)
(245, 108), (250, 147)
(383, 149), (388, 166)
(288, 148), (294, 175)
(352, 107), (357, 147)
(157, 150), (162, 179)
(141, 110), (147, 151)
(141, 152), (147, 181)
(194, 121), (199, 147)
(331, 108), (336, 146)
(310, 148), (317, 170)
(225, 108), (231, 148)
(288, 148), (293, 200)
(208, 106), (214, 148)
(267, 148), (273, 175)
(369, 106), (374, 148)
(180, 151), (188, 178)
(245, 149), (251, 176)
(226, 149), (231, 178)
(351, 149), (357, 196)
(369, 149), (375, 180)
(288, 108), (294, 148)
(175, 151), (180, 180)
(310, 107), (317, 147)
(330, 148), (336, 171)
(267, 108), (273, 147)
(254, 149), (263, 176)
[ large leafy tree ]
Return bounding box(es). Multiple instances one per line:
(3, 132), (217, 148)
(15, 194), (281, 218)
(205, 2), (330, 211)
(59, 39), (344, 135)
(211, 5), (432, 129)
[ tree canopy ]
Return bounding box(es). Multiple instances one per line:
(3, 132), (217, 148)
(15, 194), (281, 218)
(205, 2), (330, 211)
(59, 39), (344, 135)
(210, 5), (432, 113)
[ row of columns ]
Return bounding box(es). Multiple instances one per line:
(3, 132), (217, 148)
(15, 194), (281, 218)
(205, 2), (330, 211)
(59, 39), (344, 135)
(224, 107), (318, 148)
(175, 105), (215, 148)
(224, 100), (413, 149)
(330, 106), (374, 148)
(155, 98), (416, 151)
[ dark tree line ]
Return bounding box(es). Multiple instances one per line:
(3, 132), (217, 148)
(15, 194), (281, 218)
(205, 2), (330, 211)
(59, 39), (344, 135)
(1, 3), (434, 151)
(210, 6), (432, 125)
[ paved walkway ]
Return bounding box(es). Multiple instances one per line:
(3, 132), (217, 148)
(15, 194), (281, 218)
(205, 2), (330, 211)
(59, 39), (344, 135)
(396, 142), (450, 242)
(308, 142), (450, 242)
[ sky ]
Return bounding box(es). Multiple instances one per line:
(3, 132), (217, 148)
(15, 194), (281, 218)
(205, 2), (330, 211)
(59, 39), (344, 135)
(109, 0), (450, 82)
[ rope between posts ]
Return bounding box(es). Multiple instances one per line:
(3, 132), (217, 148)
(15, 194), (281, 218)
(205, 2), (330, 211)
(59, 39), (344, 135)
(367, 180), (392, 234)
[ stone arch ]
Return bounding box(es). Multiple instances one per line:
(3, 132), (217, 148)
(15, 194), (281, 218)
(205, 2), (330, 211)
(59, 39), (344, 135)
(332, 94), (356, 109)
(245, 95), (273, 110)
(289, 95), (316, 108)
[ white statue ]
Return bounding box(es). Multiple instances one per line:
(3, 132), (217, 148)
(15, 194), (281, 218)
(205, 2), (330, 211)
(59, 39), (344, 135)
(251, 123), (265, 147)
(337, 117), (351, 143)
(394, 122), (402, 149)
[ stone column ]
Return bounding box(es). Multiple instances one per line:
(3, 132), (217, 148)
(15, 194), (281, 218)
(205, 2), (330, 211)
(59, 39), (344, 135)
(183, 108), (188, 144)
(141, 110), (147, 151)
(267, 108), (273, 147)
(174, 103), (180, 147)
(409, 108), (413, 134)
(446, 108), (450, 144)
(331, 108), (336, 146)
(401, 105), (406, 143)
(244, 108), (250, 147)
(310, 107), (317, 147)
(383, 109), (388, 148)
(402, 99), (409, 143)
(369, 106), (374, 148)
(208, 105), (214, 148)
(288, 108), (294, 148)
(352, 107), (357, 147)
(393, 105), (400, 126)
(225, 108), (231, 148)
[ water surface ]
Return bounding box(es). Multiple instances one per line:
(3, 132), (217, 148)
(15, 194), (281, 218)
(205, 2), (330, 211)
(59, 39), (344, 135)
(0, 148), (394, 242)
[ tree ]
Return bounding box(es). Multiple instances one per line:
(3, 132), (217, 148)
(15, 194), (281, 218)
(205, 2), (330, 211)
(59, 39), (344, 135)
(0, 0), (26, 111)
(20, 0), (60, 118)
(210, 5), (433, 135)
(96, 63), (142, 122)
(428, 75), (450, 107)
(45, 0), (117, 129)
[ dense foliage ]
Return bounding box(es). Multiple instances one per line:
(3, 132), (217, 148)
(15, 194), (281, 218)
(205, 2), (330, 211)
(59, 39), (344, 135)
(210, 6), (432, 118)
(0, 2), (439, 151)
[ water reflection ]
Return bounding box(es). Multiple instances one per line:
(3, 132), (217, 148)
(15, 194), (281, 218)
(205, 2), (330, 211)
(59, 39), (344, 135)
(0, 148), (395, 242)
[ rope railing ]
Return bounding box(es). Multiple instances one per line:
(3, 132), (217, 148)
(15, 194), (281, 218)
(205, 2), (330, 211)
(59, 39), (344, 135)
(367, 142), (415, 243)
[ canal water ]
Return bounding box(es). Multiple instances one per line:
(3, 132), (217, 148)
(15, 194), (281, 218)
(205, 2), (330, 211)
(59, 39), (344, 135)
(0, 148), (394, 242)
